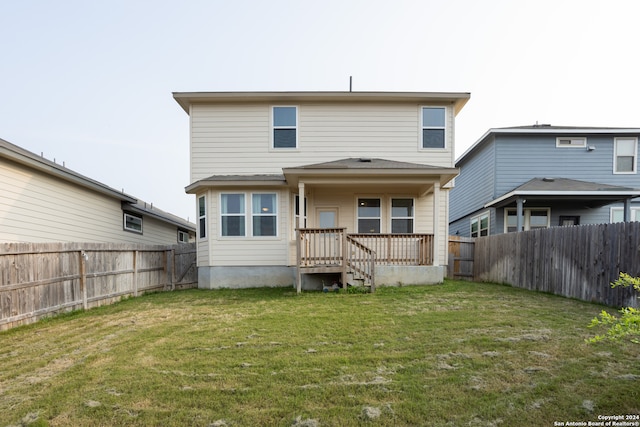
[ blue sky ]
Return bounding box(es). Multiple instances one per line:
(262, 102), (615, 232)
(2, 0), (639, 221)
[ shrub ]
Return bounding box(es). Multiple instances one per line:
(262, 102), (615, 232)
(587, 272), (640, 344)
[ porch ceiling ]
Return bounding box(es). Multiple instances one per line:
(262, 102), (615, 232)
(485, 177), (640, 209)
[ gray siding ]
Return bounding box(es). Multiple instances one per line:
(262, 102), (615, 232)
(450, 131), (640, 237)
(449, 137), (496, 222)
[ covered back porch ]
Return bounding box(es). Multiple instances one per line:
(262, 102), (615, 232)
(295, 227), (435, 292)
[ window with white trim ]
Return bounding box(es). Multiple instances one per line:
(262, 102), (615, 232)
(272, 106), (297, 149)
(358, 198), (381, 233)
(252, 193), (277, 236)
(221, 193), (245, 236)
(178, 230), (189, 243)
(198, 196), (206, 239)
(614, 137), (637, 174)
(391, 198), (414, 233)
(421, 107), (446, 149)
(471, 212), (489, 237)
(610, 207), (640, 223)
(505, 208), (550, 232)
(124, 213), (142, 234)
(556, 137), (586, 148)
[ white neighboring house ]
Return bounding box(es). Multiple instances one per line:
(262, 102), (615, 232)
(0, 138), (195, 244)
(173, 91), (470, 290)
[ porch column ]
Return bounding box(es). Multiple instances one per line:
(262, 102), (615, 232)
(432, 182), (440, 266)
(516, 197), (525, 232)
(296, 181), (305, 294)
(298, 182), (305, 229)
(624, 198), (631, 222)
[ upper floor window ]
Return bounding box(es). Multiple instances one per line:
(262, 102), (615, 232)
(198, 196), (207, 239)
(471, 212), (489, 237)
(614, 137), (637, 174)
(556, 137), (586, 148)
(124, 212), (143, 234)
(272, 106), (297, 149)
(358, 198), (381, 233)
(421, 107), (446, 149)
(391, 198), (414, 233)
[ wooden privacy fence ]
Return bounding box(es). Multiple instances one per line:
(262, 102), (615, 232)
(447, 236), (475, 280)
(472, 222), (640, 308)
(0, 242), (197, 330)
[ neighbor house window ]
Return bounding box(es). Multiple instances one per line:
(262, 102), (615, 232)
(470, 212), (489, 237)
(221, 193), (246, 236)
(252, 193), (277, 237)
(391, 198), (414, 233)
(178, 230), (189, 243)
(272, 106), (297, 148)
(421, 107), (446, 149)
(610, 207), (640, 223)
(614, 137), (637, 173)
(198, 196), (206, 239)
(556, 137), (586, 148)
(124, 213), (142, 234)
(358, 198), (381, 233)
(505, 208), (550, 232)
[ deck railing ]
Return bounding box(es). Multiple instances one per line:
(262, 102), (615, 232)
(348, 233), (433, 266)
(297, 229), (433, 268)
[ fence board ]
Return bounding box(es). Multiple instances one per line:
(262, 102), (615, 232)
(0, 242), (197, 330)
(471, 223), (639, 308)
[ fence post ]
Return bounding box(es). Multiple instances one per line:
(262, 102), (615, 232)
(133, 250), (138, 297)
(171, 248), (176, 291)
(79, 251), (88, 310)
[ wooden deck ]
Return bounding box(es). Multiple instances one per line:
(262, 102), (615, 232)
(295, 228), (434, 293)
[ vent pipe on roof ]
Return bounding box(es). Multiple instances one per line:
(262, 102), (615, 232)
(349, 76), (353, 92)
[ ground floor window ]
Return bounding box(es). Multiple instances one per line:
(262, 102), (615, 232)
(610, 207), (640, 223)
(505, 208), (550, 232)
(220, 192), (278, 237)
(358, 198), (381, 233)
(471, 211), (489, 237)
(124, 212), (143, 234)
(391, 198), (414, 233)
(198, 196), (206, 239)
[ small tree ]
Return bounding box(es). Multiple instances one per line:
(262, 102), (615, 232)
(587, 272), (640, 344)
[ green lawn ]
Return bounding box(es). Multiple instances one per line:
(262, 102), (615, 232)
(1, 280), (638, 426)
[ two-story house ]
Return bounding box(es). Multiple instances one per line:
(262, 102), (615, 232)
(449, 125), (640, 238)
(174, 91), (470, 291)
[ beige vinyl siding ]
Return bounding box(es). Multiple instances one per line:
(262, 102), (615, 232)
(190, 103), (455, 181)
(207, 188), (291, 267)
(0, 158), (180, 245)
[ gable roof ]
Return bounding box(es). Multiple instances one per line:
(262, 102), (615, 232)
(485, 177), (640, 209)
(173, 91), (470, 115)
(1, 138), (195, 232)
(457, 125), (640, 166)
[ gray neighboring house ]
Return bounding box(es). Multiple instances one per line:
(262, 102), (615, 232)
(0, 138), (195, 244)
(449, 125), (640, 237)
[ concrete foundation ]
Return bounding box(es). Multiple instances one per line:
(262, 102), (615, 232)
(374, 265), (444, 287)
(198, 266), (295, 289)
(197, 265), (444, 290)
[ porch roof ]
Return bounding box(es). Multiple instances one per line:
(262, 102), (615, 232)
(485, 177), (640, 208)
(283, 158), (459, 189)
